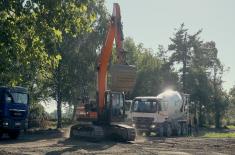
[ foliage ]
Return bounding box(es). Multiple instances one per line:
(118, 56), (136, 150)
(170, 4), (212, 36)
(28, 103), (49, 128)
(44, 0), (108, 128)
(122, 37), (178, 97)
(0, 0), (108, 128)
(168, 24), (228, 128)
(229, 86), (235, 105)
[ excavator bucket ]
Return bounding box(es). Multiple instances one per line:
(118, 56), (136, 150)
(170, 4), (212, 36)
(110, 64), (136, 92)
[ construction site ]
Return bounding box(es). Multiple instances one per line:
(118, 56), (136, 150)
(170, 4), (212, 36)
(0, 0), (235, 155)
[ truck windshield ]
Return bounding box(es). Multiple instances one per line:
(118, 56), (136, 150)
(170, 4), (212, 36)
(11, 93), (28, 104)
(132, 100), (160, 113)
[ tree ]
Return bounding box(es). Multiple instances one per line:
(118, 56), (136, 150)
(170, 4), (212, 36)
(168, 23), (202, 93)
(168, 24), (228, 128)
(41, 0), (108, 128)
(0, 0), (61, 90)
(227, 86), (235, 124)
(230, 86), (235, 105)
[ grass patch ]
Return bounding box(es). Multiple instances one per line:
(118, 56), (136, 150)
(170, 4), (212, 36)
(202, 132), (235, 138)
(227, 125), (235, 130)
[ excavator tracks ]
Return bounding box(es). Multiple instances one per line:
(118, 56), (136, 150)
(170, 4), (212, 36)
(70, 123), (136, 142)
(108, 123), (136, 141)
(70, 124), (105, 142)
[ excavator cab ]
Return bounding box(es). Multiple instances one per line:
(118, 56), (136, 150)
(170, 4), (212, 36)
(76, 91), (125, 124)
(99, 91), (125, 124)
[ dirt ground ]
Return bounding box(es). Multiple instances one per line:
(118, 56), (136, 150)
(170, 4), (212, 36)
(0, 128), (234, 155)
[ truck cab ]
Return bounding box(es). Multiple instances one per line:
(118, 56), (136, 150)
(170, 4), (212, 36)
(131, 96), (163, 135)
(0, 86), (29, 139)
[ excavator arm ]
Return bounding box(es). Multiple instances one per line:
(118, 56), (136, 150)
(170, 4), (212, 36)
(97, 3), (124, 115)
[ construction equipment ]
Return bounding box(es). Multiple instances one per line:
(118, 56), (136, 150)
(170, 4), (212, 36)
(70, 3), (136, 141)
(131, 90), (189, 137)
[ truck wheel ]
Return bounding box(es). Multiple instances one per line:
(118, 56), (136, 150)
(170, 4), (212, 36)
(0, 132), (3, 139)
(164, 124), (172, 137)
(158, 126), (164, 137)
(176, 125), (181, 136)
(166, 124), (172, 137)
(182, 123), (188, 136)
(8, 130), (20, 139)
(145, 131), (151, 137)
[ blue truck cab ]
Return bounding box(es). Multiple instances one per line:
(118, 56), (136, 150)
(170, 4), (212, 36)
(0, 86), (29, 139)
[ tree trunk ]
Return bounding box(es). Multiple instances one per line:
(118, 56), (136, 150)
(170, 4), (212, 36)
(57, 96), (62, 128)
(182, 33), (187, 93)
(213, 67), (221, 129)
(215, 102), (221, 128)
(56, 63), (62, 129)
(182, 59), (186, 93)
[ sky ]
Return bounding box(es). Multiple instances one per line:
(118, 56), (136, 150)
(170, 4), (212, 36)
(106, 0), (235, 91)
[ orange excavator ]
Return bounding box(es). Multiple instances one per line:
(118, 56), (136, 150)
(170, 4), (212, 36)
(70, 3), (136, 141)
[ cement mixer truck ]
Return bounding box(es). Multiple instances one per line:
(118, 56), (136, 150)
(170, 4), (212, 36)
(131, 90), (189, 137)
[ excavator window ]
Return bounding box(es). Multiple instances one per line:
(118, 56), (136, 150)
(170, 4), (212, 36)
(111, 93), (122, 116)
(107, 92), (125, 123)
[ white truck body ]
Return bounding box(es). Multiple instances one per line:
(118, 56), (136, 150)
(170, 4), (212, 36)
(156, 90), (186, 121)
(131, 90), (189, 136)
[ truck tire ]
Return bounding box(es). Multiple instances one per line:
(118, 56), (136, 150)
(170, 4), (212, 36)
(0, 132), (3, 139)
(158, 126), (164, 137)
(164, 124), (172, 137)
(145, 131), (151, 137)
(175, 125), (181, 136)
(182, 123), (188, 136)
(8, 130), (20, 139)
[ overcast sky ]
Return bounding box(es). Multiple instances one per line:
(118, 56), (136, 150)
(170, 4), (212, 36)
(106, 0), (235, 91)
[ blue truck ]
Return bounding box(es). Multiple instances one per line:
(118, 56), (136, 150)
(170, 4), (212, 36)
(0, 86), (29, 139)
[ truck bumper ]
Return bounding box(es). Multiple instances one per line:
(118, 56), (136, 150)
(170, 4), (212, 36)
(133, 123), (162, 133)
(0, 119), (27, 131)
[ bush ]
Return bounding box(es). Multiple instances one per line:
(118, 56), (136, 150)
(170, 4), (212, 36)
(28, 103), (50, 128)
